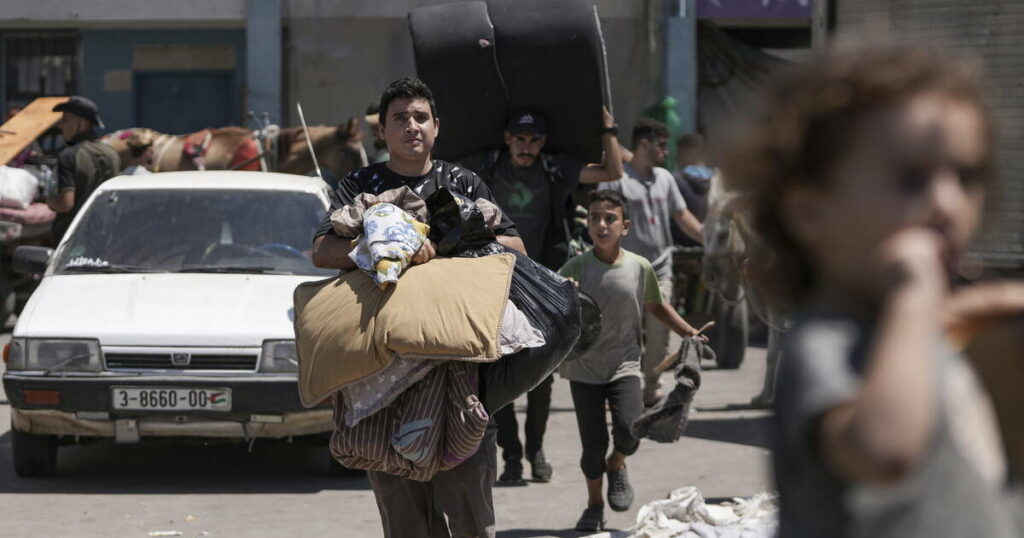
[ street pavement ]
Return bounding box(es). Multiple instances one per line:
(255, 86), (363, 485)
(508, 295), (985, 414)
(0, 332), (772, 538)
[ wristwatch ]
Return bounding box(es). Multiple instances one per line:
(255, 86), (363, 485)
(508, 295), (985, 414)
(601, 124), (619, 135)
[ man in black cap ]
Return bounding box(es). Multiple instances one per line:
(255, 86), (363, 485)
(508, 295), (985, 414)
(459, 107), (624, 485)
(47, 96), (120, 242)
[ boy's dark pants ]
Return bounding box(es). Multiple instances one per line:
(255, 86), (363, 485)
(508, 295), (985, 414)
(366, 425), (497, 538)
(495, 374), (554, 463)
(569, 377), (643, 479)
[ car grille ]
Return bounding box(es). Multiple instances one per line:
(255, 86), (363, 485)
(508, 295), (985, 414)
(105, 353), (258, 371)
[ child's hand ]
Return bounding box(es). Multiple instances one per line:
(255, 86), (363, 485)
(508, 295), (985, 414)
(411, 239), (437, 265)
(876, 228), (948, 294)
(690, 321), (714, 343)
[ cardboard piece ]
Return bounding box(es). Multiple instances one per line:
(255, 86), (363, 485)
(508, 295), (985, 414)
(0, 97), (68, 164)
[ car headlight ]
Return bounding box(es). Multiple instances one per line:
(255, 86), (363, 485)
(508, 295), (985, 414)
(5, 338), (26, 370)
(22, 339), (102, 372)
(260, 340), (297, 373)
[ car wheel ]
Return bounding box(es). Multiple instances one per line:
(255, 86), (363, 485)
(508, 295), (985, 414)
(711, 299), (748, 370)
(0, 276), (15, 324)
(12, 425), (58, 477)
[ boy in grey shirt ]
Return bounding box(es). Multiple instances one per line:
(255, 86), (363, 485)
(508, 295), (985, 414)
(599, 119), (703, 406)
(559, 190), (703, 532)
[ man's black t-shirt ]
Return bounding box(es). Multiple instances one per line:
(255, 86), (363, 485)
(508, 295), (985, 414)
(314, 160), (519, 239)
(53, 130), (121, 241)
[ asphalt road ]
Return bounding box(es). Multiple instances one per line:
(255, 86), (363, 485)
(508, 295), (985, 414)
(0, 332), (772, 538)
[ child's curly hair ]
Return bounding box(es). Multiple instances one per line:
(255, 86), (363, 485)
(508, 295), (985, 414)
(722, 46), (994, 309)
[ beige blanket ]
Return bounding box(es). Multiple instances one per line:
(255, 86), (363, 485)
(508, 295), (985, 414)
(294, 254), (515, 407)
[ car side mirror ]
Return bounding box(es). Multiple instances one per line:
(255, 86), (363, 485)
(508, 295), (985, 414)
(13, 246), (54, 275)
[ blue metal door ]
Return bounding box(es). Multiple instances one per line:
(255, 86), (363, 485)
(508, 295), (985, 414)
(135, 71), (233, 133)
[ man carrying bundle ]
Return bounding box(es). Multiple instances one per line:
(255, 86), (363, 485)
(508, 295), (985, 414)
(311, 76), (524, 538)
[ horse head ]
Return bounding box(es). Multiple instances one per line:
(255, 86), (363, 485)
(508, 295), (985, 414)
(702, 171), (747, 303)
(277, 118), (367, 181)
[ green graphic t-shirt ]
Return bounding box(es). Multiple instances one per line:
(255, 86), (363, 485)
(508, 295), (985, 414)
(460, 150), (582, 262)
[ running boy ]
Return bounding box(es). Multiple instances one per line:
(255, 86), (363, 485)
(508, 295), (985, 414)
(558, 190), (703, 532)
(725, 47), (1024, 537)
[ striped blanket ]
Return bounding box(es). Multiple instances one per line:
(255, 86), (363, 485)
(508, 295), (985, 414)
(329, 360), (488, 481)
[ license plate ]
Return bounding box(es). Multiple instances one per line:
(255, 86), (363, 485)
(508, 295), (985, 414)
(111, 387), (232, 411)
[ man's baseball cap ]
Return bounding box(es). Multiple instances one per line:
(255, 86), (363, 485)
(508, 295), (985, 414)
(507, 110), (546, 136)
(53, 96), (104, 129)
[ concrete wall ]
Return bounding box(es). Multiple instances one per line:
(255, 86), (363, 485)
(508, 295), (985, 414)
(0, 0), (244, 28)
(283, 0), (665, 143)
(79, 29), (246, 131)
(3, 0), (672, 149)
(247, 0), (282, 124)
(834, 0), (1024, 271)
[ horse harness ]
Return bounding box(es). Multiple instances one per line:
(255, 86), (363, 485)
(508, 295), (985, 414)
(182, 129), (215, 170)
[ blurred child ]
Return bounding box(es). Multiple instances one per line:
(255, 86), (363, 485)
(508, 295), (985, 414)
(725, 46), (1024, 537)
(558, 190), (704, 532)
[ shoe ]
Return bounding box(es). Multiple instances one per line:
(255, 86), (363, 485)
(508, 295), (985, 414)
(497, 460), (527, 486)
(574, 505), (605, 532)
(606, 465), (635, 512)
(528, 451), (553, 482)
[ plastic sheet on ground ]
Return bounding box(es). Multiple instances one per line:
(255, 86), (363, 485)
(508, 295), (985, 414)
(586, 486), (777, 538)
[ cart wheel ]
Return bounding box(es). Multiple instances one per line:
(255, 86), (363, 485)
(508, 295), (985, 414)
(12, 425), (58, 477)
(711, 299), (748, 370)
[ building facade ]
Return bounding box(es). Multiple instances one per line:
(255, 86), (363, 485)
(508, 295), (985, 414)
(1, 0), (667, 139)
(1, 2), (250, 133)
(833, 0), (1024, 272)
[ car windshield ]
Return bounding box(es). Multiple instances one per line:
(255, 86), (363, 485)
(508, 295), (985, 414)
(54, 188), (335, 276)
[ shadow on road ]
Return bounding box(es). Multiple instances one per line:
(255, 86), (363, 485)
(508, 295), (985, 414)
(0, 431), (371, 494)
(682, 413), (771, 450)
(497, 528), (618, 538)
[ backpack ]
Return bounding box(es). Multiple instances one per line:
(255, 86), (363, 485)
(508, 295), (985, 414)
(52, 140), (122, 242)
(75, 141), (121, 201)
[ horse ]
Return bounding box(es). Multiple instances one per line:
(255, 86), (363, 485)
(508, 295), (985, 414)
(701, 170), (786, 405)
(103, 117), (367, 180)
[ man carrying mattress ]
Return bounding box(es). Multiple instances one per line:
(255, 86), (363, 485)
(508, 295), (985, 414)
(459, 108), (623, 485)
(311, 76), (525, 538)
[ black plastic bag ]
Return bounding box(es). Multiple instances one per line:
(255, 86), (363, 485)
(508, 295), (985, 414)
(478, 246), (580, 411)
(426, 188), (581, 412)
(425, 188), (496, 256)
(563, 290), (601, 362)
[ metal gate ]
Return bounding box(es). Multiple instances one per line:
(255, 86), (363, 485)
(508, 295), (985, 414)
(1, 31), (79, 155)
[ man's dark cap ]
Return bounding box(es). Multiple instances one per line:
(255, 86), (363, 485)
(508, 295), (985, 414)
(53, 96), (104, 129)
(507, 110), (546, 135)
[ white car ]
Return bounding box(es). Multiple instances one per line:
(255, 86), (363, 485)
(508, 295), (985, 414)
(2, 171), (337, 476)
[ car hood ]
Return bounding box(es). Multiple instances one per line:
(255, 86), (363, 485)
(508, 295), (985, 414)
(15, 273), (324, 346)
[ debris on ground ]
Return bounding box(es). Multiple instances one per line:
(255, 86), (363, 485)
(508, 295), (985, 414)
(587, 486), (777, 538)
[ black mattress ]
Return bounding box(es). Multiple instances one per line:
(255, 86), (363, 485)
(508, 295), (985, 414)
(409, 0), (610, 163)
